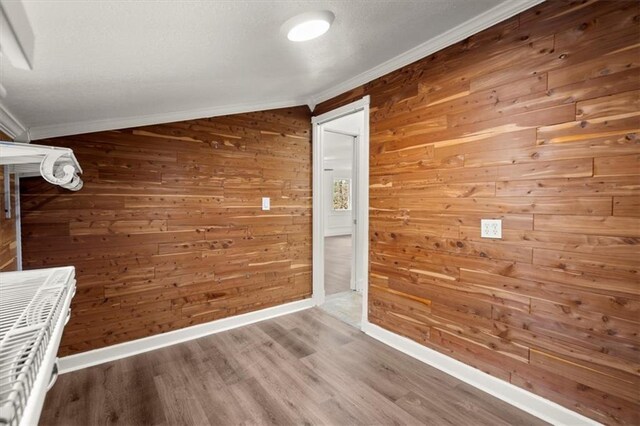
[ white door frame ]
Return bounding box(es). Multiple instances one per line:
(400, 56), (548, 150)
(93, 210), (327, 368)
(311, 95), (370, 329)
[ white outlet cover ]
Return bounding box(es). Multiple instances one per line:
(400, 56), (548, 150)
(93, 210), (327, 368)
(262, 197), (270, 211)
(481, 219), (502, 239)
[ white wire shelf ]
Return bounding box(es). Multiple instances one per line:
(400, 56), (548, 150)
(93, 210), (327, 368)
(0, 267), (76, 426)
(0, 142), (83, 191)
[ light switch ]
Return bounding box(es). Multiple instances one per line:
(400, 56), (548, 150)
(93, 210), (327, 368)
(481, 219), (502, 239)
(262, 197), (270, 211)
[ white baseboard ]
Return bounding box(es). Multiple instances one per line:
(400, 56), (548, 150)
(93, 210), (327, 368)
(59, 298), (314, 374)
(361, 322), (600, 426)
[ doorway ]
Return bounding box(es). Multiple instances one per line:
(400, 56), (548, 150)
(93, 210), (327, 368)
(311, 96), (370, 329)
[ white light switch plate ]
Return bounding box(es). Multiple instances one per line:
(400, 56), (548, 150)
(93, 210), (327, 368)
(262, 197), (270, 211)
(481, 219), (502, 239)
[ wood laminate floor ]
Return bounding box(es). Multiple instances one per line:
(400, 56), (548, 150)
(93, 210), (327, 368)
(41, 308), (546, 426)
(324, 235), (352, 296)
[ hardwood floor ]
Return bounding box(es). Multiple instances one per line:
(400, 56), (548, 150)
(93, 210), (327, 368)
(324, 235), (352, 295)
(41, 308), (546, 426)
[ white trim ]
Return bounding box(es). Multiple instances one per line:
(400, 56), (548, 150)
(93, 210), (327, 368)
(308, 0), (544, 107)
(311, 115), (325, 306)
(0, 101), (28, 141)
(312, 96), (370, 327)
(362, 322), (602, 426)
(27, 98), (306, 141)
(312, 96), (370, 125)
(350, 135), (358, 292)
(0, 0), (34, 70)
(58, 298), (314, 374)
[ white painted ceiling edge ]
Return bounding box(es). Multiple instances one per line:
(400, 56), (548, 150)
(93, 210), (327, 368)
(2, 0), (543, 142)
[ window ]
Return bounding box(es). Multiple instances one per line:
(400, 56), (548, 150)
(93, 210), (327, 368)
(332, 178), (351, 211)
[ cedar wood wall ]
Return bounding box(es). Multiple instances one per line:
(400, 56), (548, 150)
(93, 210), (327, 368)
(20, 107), (312, 355)
(0, 167), (17, 271)
(315, 1), (639, 424)
(18, 0), (639, 424)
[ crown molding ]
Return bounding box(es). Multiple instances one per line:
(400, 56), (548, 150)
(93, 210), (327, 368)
(0, 0), (35, 70)
(308, 0), (545, 108)
(27, 97), (308, 140)
(0, 100), (28, 141)
(16, 0), (543, 140)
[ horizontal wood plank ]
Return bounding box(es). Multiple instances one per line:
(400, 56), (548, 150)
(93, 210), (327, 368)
(316, 1), (640, 423)
(21, 107), (313, 356)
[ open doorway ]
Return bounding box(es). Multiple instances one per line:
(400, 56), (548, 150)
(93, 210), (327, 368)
(323, 127), (359, 326)
(311, 96), (370, 329)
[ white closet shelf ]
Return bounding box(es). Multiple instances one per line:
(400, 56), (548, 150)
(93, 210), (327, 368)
(0, 142), (83, 191)
(0, 267), (76, 426)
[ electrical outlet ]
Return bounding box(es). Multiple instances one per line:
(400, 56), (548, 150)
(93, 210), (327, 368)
(262, 197), (270, 211)
(481, 219), (502, 239)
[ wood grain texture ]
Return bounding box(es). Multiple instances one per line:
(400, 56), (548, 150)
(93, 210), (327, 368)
(20, 107), (312, 356)
(40, 308), (545, 426)
(317, 1), (640, 424)
(0, 167), (17, 271)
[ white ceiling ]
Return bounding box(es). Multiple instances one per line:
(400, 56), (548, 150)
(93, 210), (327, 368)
(1, 0), (541, 140)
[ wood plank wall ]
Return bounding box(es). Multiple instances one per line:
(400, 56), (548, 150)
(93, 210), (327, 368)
(0, 167), (17, 271)
(316, 1), (639, 424)
(20, 107), (312, 356)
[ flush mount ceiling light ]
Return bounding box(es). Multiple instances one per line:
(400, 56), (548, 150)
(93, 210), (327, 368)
(282, 10), (335, 42)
